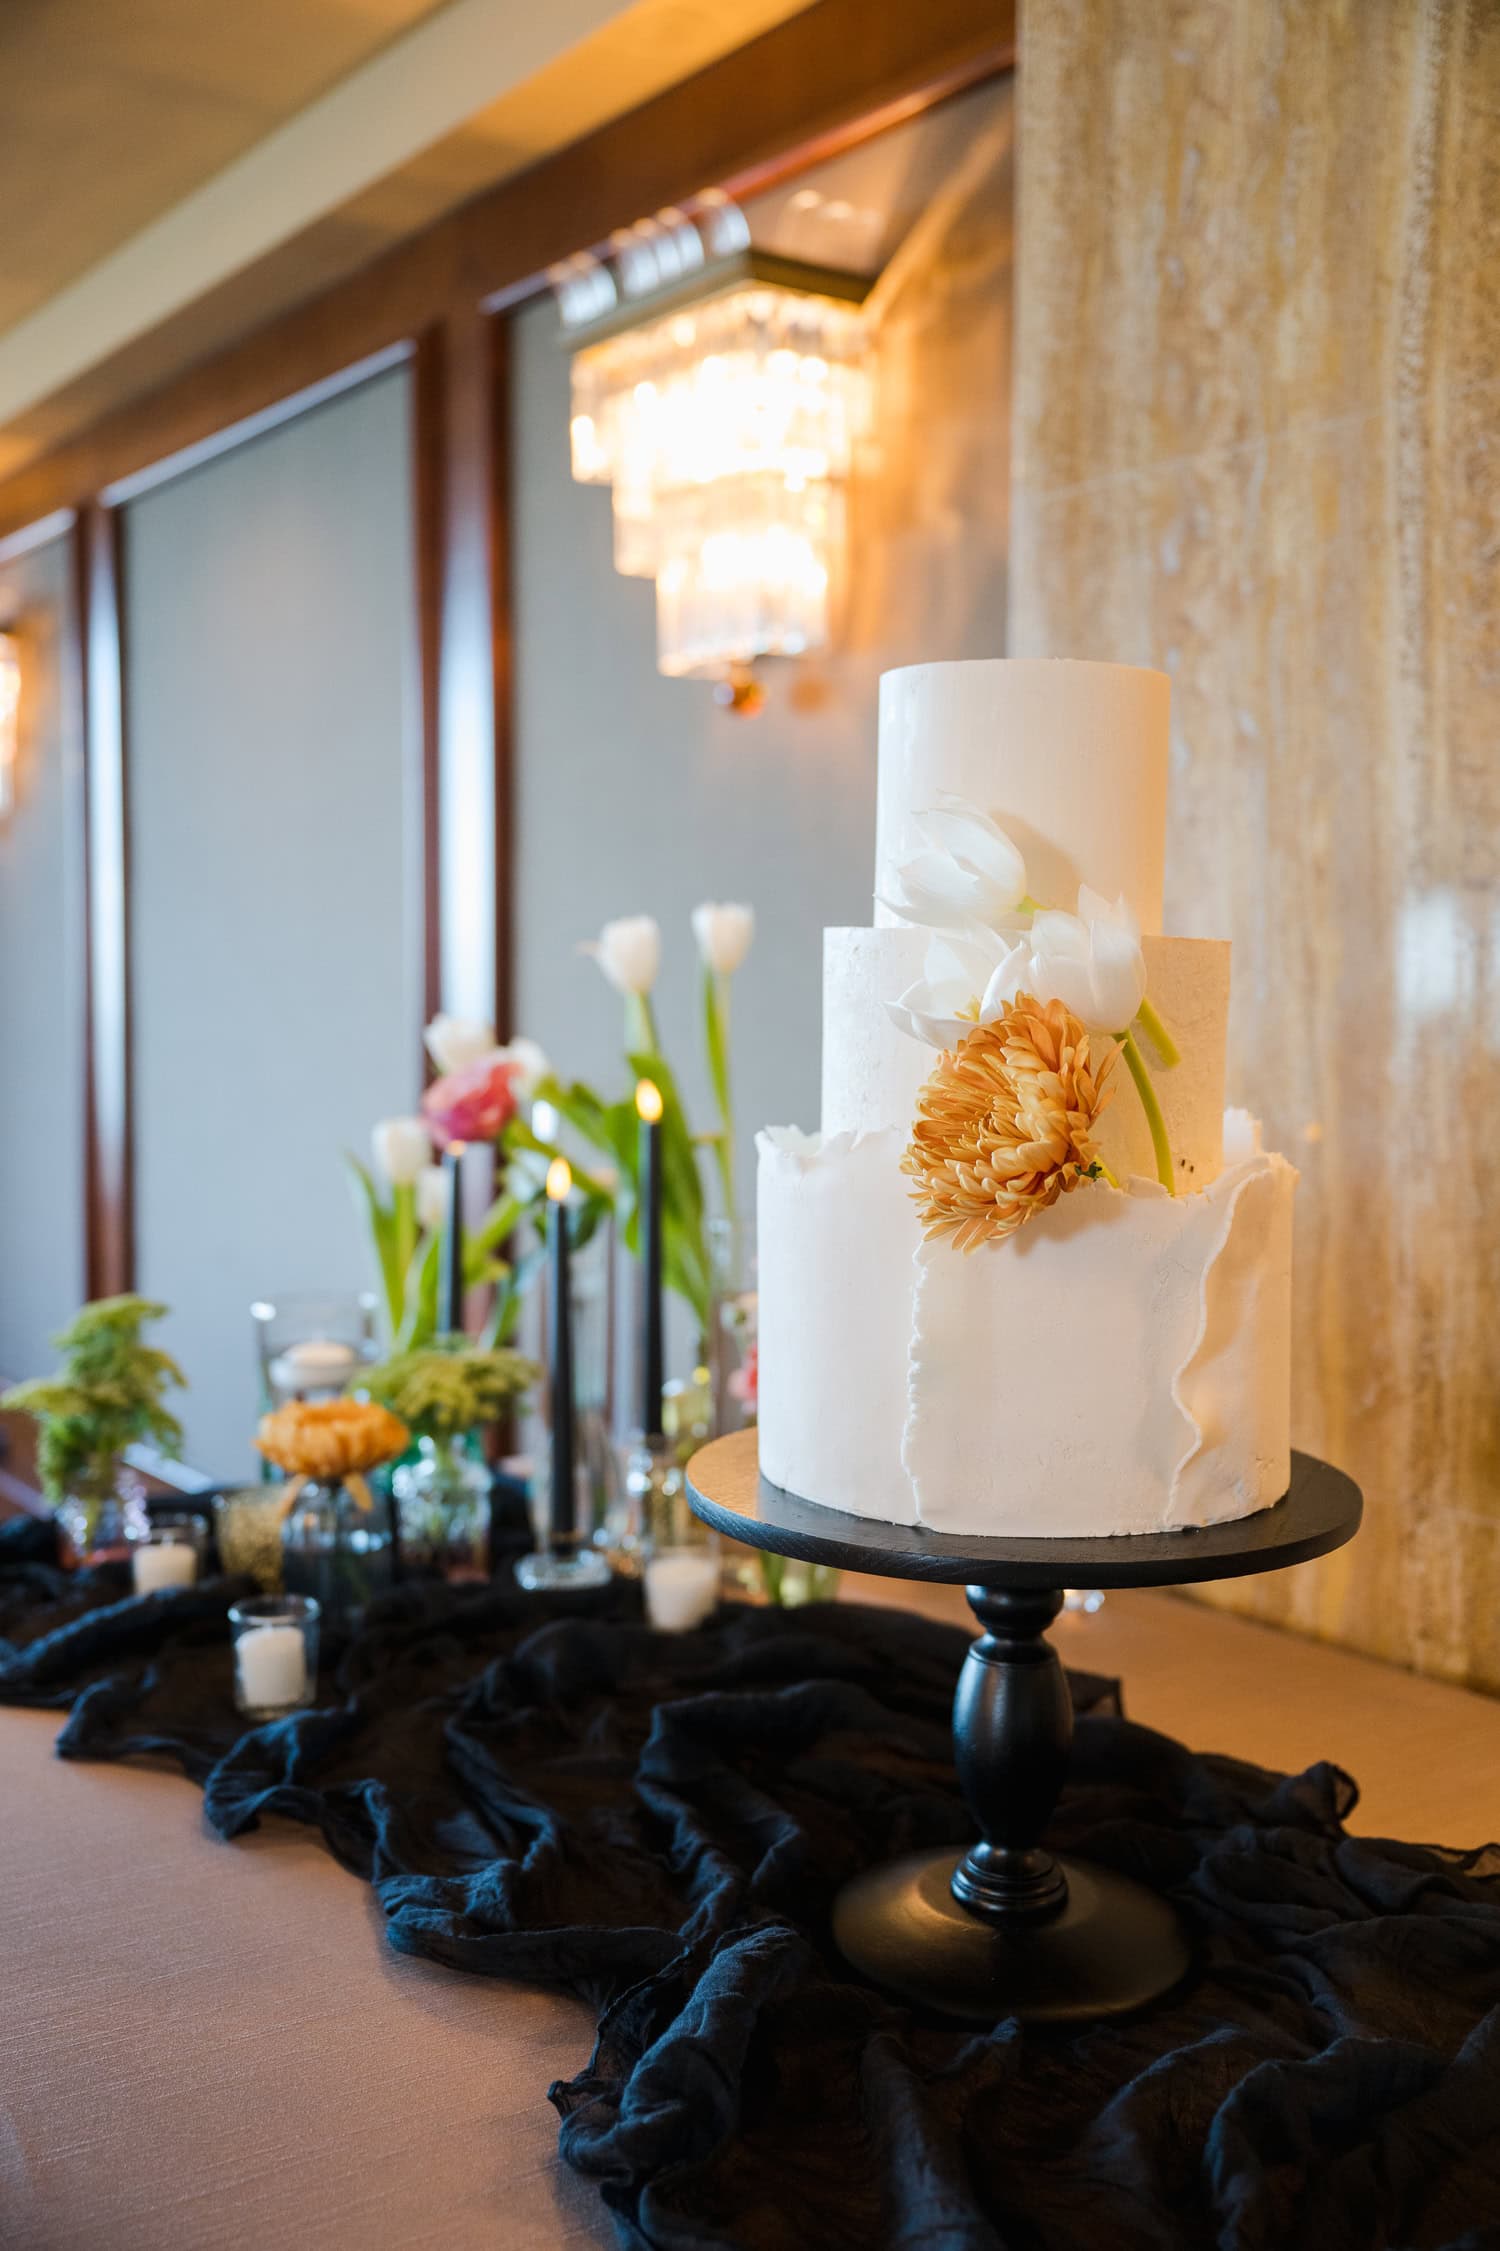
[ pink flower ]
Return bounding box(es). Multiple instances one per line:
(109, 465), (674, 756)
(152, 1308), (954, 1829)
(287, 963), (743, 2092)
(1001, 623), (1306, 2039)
(728, 1342), (758, 1414)
(421, 1054), (521, 1148)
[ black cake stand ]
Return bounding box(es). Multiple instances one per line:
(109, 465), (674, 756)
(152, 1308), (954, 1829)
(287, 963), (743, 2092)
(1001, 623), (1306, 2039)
(686, 1431), (1362, 2026)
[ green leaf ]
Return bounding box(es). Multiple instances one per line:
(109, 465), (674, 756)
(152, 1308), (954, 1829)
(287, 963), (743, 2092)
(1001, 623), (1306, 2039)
(346, 1153), (403, 1337)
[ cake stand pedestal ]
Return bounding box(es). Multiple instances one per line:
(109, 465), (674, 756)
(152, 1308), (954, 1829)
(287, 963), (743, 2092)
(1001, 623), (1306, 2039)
(686, 1433), (1362, 2026)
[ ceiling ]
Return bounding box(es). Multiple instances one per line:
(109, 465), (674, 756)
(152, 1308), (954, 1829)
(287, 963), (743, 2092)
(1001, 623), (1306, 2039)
(0, 0), (819, 485)
(0, 0), (451, 334)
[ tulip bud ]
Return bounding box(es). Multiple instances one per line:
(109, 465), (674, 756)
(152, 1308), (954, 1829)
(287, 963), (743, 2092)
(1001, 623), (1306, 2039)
(424, 1013), (496, 1075)
(416, 1164), (449, 1233)
(372, 1116), (431, 1187)
(691, 902), (755, 976)
(583, 915), (661, 997)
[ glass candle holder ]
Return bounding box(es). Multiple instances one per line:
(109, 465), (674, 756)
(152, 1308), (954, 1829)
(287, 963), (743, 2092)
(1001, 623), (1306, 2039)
(229, 1595), (320, 1721)
(515, 1440), (613, 1592)
(131, 1516), (204, 1595)
(631, 1434), (720, 1634)
(213, 1487), (286, 1593)
(251, 1292), (379, 1438)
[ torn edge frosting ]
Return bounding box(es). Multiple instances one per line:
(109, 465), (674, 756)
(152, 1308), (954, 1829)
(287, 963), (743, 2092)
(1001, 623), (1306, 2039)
(1166, 1150), (1297, 1527)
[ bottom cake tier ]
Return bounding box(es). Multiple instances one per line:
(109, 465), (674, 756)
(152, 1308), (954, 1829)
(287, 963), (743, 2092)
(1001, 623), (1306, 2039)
(756, 1124), (1296, 1538)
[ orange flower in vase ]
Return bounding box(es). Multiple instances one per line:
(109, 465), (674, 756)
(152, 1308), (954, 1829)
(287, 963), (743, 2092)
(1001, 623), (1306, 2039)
(256, 1398), (409, 1491)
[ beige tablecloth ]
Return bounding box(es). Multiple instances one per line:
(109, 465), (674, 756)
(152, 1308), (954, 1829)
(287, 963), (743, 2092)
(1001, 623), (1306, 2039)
(0, 1710), (613, 2251)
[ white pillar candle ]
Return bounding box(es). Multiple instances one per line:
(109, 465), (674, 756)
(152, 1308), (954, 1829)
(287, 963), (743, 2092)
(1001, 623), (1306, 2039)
(644, 1550), (719, 1634)
(236, 1622), (309, 1712)
(132, 1541), (198, 1593)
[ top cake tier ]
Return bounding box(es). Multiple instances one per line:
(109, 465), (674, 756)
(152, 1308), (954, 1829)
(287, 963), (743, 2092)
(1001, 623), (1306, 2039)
(874, 658), (1171, 934)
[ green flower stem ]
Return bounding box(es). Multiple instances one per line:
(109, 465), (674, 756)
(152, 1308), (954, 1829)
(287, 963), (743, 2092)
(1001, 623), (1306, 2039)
(1117, 1030), (1175, 1194)
(1134, 996), (1181, 1069)
(1093, 1153), (1122, 1191)
(627, 990), (661, 1057)
(703, 966), (736, 1225)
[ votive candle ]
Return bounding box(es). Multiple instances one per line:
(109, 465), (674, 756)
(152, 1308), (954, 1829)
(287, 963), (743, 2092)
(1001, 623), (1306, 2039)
(236, 1623), (308, 1712)
(132, 1538), (198, 1594)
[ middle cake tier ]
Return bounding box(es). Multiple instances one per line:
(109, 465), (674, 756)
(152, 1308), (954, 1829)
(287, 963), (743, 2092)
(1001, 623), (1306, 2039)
(820, 925), (1232, 1188)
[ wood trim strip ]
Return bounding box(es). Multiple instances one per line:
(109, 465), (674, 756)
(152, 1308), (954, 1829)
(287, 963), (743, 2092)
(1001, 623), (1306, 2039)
(0, 0), (1013, 542)
(411, 327), (446, 1031)
(76, 503), (132, 1298)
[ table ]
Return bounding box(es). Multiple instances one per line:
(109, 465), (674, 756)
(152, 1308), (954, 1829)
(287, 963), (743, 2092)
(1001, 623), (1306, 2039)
(5, 1578), (1498, 2245)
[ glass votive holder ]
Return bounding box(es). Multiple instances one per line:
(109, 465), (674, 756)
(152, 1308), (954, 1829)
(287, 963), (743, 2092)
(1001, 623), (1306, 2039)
(228, 1594), (319, 1721)
(131, 1516), (205, 1595)
(213, 1487), (286, 1593)
(630, 1434), (719, 1634)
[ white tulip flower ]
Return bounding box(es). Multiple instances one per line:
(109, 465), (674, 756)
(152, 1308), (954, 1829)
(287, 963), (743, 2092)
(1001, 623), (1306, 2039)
(886, 932), (1023, 1050)
(883, 799), (1029, 933)
(371, 1116), (432, 1187)
(582, 914), (662, 996)
(415, 1163), (450, 1233)
(424, 1013), (496, 1075)
(494, 1036), (549, 1101)
(1006, 888), (1148, 1032)
(691, 902), (755, 976)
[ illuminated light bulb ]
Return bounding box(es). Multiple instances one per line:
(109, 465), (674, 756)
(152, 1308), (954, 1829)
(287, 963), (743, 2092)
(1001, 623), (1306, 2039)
(546, 1156), (572, 1203)
(635, 1078), (664, 1124)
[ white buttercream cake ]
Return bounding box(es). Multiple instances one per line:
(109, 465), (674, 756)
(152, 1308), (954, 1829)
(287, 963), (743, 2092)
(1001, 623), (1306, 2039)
(756, 657), (1295, 1537)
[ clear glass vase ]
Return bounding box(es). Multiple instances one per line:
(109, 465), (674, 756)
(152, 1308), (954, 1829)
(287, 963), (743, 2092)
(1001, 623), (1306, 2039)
(707, 1216), (758, 1436)
(280, 1477), (393, 1626)
(391, 1435), (490, 1582)
(55, 1469), (151, 1566)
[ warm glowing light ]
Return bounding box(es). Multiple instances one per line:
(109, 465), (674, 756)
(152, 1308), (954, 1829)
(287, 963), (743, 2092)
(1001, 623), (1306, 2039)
(0, 631), (19, 820)
(546, 1157), (573, 1203)
(635, 1078), (663, 1124)
(569, 280), (872, 678)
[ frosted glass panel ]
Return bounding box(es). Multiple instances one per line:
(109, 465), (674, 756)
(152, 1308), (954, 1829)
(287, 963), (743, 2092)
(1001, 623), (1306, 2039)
(0, 533), (86, 1380)
(126, 371), (419, 1479)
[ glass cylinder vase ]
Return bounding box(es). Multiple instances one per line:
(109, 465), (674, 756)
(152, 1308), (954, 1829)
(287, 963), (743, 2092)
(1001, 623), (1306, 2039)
(280, 1477), (393, 1626)
(391, 1435), (491, 1582)
(707, 1216), (758, 1437)
(55, 1468), (151, 1566)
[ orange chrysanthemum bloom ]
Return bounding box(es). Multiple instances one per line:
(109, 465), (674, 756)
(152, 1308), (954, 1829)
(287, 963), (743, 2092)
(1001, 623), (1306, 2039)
(256, 1398), (408, 1482)
(902, 995), (1115, 1252)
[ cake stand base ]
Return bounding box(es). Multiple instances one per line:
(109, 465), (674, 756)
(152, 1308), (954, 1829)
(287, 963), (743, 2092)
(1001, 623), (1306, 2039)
(686, 1433), (1362, 2027)
(834, 1849), (1191, 2025)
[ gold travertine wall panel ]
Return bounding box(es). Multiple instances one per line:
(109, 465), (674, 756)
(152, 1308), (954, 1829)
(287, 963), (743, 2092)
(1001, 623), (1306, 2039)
(1011, 0), (1500, 1687)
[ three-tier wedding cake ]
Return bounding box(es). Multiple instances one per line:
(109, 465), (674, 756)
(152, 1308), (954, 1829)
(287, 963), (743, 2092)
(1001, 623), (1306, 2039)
(756, 658), (1295, 1538)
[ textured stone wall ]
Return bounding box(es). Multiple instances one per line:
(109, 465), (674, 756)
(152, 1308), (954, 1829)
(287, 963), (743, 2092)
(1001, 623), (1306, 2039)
(1011, 0), (1500, 1686)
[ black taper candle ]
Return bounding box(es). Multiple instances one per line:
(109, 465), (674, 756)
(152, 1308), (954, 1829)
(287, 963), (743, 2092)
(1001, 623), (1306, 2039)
(546, 1158), (575, 1544)
(439, 1143), (466, 1335)
(636, 1080), (664, 1438)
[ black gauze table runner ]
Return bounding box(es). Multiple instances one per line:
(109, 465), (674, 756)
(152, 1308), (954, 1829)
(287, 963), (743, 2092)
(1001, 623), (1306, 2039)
(3, 1510), (1499, 2251)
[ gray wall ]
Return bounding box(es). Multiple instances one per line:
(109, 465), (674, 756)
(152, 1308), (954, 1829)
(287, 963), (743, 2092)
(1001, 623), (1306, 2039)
(125, 370), (421, 1478)
(510, 81), (1012, 1232)
(0, 533), (86, 1380)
